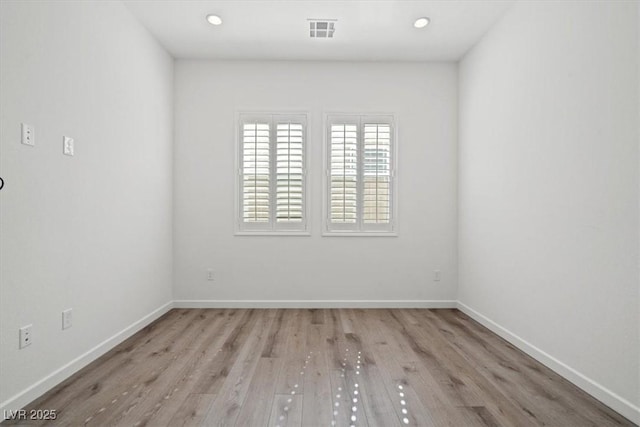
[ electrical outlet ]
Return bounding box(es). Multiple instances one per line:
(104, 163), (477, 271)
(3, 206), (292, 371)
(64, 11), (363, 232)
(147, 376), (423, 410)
(433, 270), (441, 282)
(21, 123), (35, 146)
(207, 269), (215, 281)
(62, 308), (73, 329)
(19, 325), (32, 348)
(63, 136), (74, 156)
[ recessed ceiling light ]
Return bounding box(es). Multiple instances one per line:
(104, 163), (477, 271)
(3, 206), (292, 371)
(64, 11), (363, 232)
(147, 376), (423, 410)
(206, 14), (223, 26)
(414, 17), (430, 29)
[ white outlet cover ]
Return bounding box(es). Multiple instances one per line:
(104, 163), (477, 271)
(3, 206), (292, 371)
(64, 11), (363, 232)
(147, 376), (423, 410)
(19, 325), (32, 349)
(62, 309), (73, 329)
(21, 123), (35, 146)
(63, 136), (74, 156)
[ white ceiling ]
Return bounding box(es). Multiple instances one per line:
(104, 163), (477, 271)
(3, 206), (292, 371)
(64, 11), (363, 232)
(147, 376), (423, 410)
(124, 0), (513, 61)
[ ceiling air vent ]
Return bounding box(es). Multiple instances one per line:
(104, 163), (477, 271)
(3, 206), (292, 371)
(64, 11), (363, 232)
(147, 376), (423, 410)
(309, 20), (336, 38)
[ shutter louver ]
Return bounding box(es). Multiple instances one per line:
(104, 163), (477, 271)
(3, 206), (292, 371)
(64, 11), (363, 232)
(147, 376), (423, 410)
(363, 124), (391, 224)
(242, 123), (270, 223)
(276, 123), (304, 222)
(330, 124), (358, 223)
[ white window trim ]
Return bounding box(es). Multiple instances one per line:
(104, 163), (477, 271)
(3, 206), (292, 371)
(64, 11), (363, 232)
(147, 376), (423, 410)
(322, 112), (398, 237)
(234, 111), (310, 236)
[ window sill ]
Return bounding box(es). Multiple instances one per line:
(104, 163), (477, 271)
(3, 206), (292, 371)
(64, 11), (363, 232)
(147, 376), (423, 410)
(235, 231), (311, 237)
(322, 232), (398, 237)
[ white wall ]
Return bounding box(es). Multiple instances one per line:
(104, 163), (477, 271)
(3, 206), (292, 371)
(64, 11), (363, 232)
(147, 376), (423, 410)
(459, 0), (639, 421)
(0, 0), (174, 410)
(4, 0), (635, 421)
(174, 61), (458, 304)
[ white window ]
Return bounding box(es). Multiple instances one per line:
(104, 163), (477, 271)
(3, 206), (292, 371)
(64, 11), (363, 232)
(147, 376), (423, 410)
(324, 114), (396, 235)
(237, 113), (308, 234)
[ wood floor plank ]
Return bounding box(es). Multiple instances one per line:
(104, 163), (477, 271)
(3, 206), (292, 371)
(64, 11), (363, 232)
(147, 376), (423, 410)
(104, 310), (232, 426)
(351, 309), (434, 427)
(429, 406), (502, 427)
(325, 309), (348, 372)
(383, 310), (486, 408)
(8, 308), (634, 427)
(201, 309), (277, 426)
(273, 309), (309, 395)
(190, 309), (257, 395)
(368, 310), (452, 410)
(342, 310), (399, 427)
(328, 368), (358, 427)
(301, 323), (333, 427)
(235, 357), (281, 426)
(78, 310), (234, 427)
(260, 309), (289, 358)
(126, 309), (245, 427)
(310, 308), (326, 325)
(167, 393), (216, 427)
(387, 309), (539, 426)
(268, 394), (303, 427)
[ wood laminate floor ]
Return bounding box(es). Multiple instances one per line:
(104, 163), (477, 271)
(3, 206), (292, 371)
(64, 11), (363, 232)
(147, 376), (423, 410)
(6, 309), (635, 426)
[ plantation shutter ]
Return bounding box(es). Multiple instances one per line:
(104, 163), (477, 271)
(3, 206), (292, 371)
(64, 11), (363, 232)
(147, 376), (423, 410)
(363, 123), (391, 224)
(276, 122), (304, 224)
(238, 114), (307, 233)
(242, 122), (270, 224)
(326, 115), (395, 234)
(329, 123), (358, 226)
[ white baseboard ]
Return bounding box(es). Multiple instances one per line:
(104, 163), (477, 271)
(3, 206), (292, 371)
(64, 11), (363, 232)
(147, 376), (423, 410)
(173, 299), (458, 309)
(456, 301), (640, 425)
(0, 301), (174, 415)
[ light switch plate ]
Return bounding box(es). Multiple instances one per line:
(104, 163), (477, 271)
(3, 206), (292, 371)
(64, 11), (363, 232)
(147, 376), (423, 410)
(63, 136), (74, 156)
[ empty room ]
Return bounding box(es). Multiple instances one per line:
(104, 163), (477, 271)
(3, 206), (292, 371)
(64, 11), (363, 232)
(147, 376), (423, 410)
(0, 0), (638, 425)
